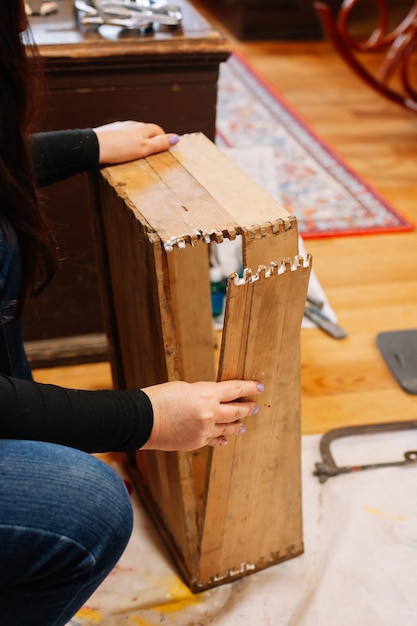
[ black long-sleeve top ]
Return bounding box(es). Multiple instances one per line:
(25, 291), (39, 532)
(29, 129), (100, 187)
(0, 374), (154, 452)
(0, 129), (154, 452)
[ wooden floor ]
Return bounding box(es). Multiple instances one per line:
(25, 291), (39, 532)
(33, 9), (417, 435)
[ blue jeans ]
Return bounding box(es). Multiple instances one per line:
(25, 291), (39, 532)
(0, 440), (133, 625)
(0, 224), (33, 380)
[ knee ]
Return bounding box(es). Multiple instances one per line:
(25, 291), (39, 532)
(0, 442), (134, 594)
(1, 441), (134, 566)
(64, 452), (134, 562)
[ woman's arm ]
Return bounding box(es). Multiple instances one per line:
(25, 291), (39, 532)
(0, 375), (262, 453)
(93, 121), (179, 163)
(29, 121), (180, 187)
(0, 373), (153, 452)
(29, 129), (100, 187)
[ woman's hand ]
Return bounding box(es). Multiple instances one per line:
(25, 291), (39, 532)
(141, 380), (263, 451)
(93, 120), (180, 164)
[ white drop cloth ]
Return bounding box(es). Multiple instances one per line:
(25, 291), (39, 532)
(69, 429), (417, 625)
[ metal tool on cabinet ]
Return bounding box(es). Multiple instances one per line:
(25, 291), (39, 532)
(25, 0), (58, 15)
(75, 0), (182, 29)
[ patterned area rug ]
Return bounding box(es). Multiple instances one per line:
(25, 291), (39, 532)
(215, 53), (414, 239)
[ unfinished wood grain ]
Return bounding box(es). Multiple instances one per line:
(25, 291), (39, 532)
(197, 257), (311, 586)
(98, 178), (175, 387)
(165, 243), (216, 383)
(100, 154), (240, 247)
(171, 132), (293, 230)
(97, 171), (202, 565)
(100, 133), (296, 251)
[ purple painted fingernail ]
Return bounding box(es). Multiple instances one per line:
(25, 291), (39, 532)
(253, 405), (259, 414)
(238, 424), (246, 434)
(219, 438), (228, 446)
(257, 383), (264, 392)
(169, 134), (180, 146)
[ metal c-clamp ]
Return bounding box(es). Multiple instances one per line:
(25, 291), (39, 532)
(313, 420), (417, 483)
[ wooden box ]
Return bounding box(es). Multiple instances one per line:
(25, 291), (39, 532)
(93, 132), (311, 590)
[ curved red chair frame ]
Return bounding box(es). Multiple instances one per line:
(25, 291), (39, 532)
(314, 0), (417, 112)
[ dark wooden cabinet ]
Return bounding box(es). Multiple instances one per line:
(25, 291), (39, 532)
(26, 0), (231, 365)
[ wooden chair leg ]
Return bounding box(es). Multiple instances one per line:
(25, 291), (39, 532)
(314, 1), (417, 113)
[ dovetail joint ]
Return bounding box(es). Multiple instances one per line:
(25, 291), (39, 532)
(231, 254), (312, 285)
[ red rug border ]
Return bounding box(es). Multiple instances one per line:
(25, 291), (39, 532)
(223, 50), (415, 239)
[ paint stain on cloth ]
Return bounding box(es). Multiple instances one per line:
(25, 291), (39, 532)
(73, 607), (102, 623)
(151, 575), (203, 614)
(364, 506), (407, 522)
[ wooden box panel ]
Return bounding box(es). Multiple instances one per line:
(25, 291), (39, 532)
(93, 132), (311, 590)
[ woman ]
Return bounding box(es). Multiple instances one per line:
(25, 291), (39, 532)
(0, 2), (263, 624)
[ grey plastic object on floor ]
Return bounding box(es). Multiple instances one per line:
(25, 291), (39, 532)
(376, 329), (417, 395)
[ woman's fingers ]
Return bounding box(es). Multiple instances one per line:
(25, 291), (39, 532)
(207, 435), (229, 447)
(143, 131), (180, 156)
(94, 120), (180, 163)
(207, 423), (246, 448)
(206, 416), (250, 448)
(135, 122), (180, 153)
(141, 380), (264, 452)
(215, 379), (264, 403)
(215, 400), (259, 424)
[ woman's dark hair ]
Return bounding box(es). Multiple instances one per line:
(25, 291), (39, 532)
(0, 0), (58, 319)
